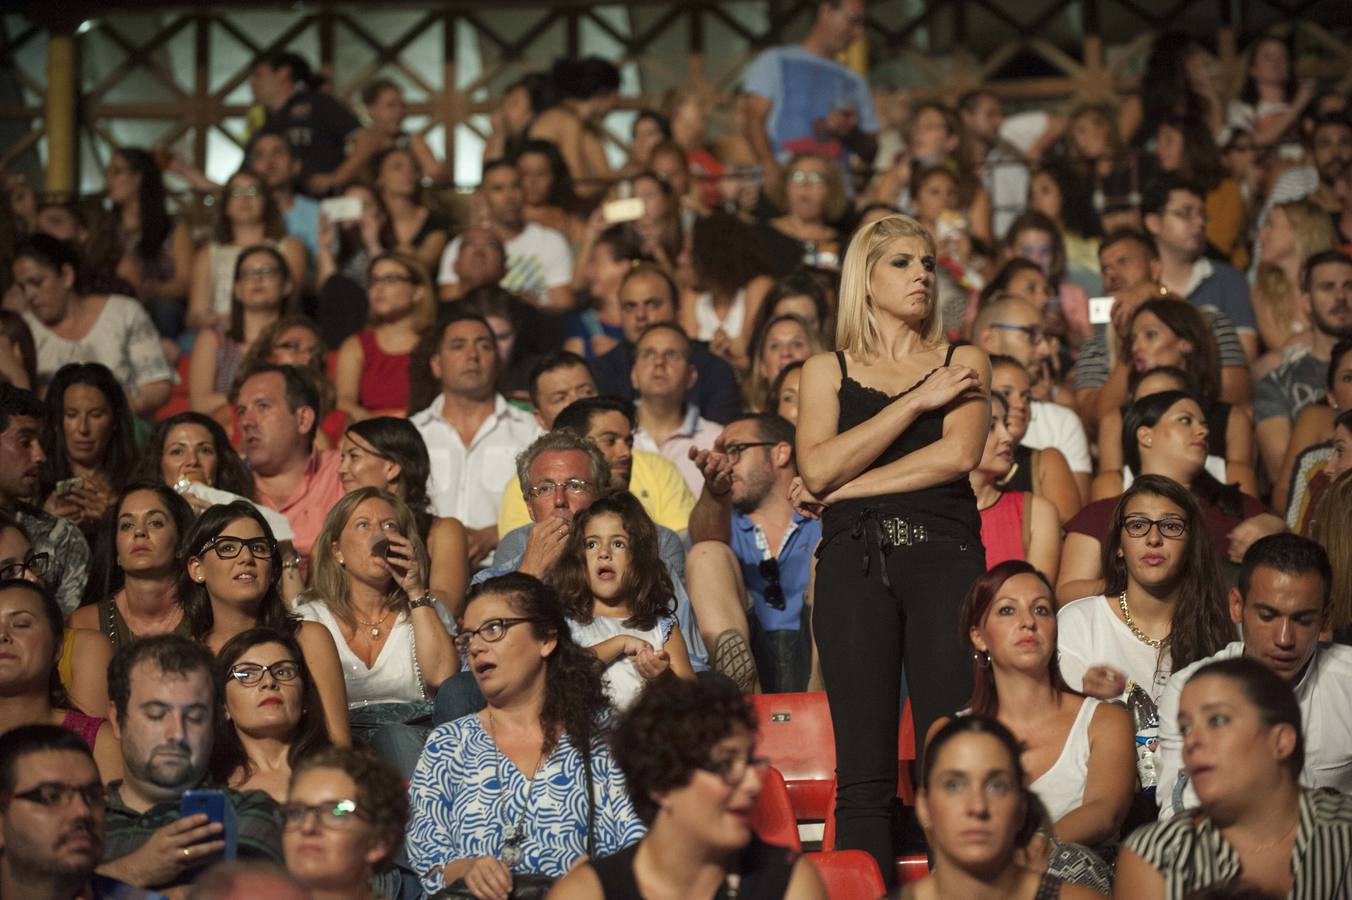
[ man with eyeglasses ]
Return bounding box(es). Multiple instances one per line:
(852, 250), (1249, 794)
(98, 636), (282, 891)
(687, 413), (819, 693)
(1155, 535), (1352, 820)
(739, 0), (877, 189)
(631, 322), (721, 496)
(1142, 174), (1259, 361)
(972, 296), (1093, 502)
(0, 725), (150, 900)
(0, 385), (89, 614)
(412, 309), (542, 568)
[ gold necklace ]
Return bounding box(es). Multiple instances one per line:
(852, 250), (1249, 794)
(354, 607), (392, 639)
(1118, 591), (1168, 649)
(1228, 815), (1300, 854)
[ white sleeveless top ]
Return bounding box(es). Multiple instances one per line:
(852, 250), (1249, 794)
(693, 288), (747, 341)
(292, 597), (453, 707)
(567, 613), (674, 711)
(1030, 696), (1101, 825)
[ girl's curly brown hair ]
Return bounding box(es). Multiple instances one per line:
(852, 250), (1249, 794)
(610, 673), (757, 825)
(550, 492), (675, 631)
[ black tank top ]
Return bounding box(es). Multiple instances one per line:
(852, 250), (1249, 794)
(822, 348), (981, 543)
(590, 836), (798, 898)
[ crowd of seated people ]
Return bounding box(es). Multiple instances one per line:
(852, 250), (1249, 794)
(3, 8), (1352, 896)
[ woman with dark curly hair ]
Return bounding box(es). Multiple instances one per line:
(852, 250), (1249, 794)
(179, 500), (349, 744)
(338, 416), (469, 614)
(551, 494), (694, 710)
(39, 362), (137, 536)
(553, 674), (826, 899)
(407, 572), (644, 897)
(214, 626), (330, 801)
(72, 480), (193, 648)
(138, 410), (256, 505)
(679, 211), (775, 374)
(283, 744), (414, 900)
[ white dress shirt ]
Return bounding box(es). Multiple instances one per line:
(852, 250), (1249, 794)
(1156, 641), (1352, 819)
(411, 393), (542, 529)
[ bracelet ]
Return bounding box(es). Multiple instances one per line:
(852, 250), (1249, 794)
(409, 591), (436, 610)
(281, 554), (301, 571)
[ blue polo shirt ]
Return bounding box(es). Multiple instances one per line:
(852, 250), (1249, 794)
(730, 511), (821, 631)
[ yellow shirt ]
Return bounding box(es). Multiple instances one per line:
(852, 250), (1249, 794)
(497, 449), (695, 537)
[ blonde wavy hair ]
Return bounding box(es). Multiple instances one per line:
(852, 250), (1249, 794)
(836, 214), (942, 360)
(300, 487), (431, 630)
(1257, 200), (1335, 328)
(1312, 469), (1352, 633)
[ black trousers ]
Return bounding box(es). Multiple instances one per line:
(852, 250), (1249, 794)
(813, 528), (983, 885)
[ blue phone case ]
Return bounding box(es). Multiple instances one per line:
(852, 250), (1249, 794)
(180, 789), (238, 862)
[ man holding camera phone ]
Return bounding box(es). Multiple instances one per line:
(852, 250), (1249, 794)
(98, 636), (281, 895)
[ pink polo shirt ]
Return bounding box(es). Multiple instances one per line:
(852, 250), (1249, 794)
(254, 449), (344, 563)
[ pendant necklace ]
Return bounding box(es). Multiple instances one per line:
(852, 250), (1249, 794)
(488, 709), (545, 868)
(355, 607), (392, 640)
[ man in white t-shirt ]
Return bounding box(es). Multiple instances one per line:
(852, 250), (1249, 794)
(411, 309), (541, 567)
(1155, 534), (1352, 820)
(972, 295), (1092, 499)
(436, 160), (574, 311)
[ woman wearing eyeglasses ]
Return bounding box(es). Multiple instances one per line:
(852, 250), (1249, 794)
(293, 488), (457, 776)
(180, 500), (350, 745)
(214, 627), (330, 802)
(1056, 475), (1232, 804)
(408, 573), (644, 898)
(334, 253), (436, 422)
(0, 578), (122, 782)
(188, 245), (293, 424)
(186, 169), (306, 332)
(0, 510), (111, 719)
(552, 673), (827, 900)
(283, 745), (415, 900)
(1057, 389), (1284, 605)
(338, 417), (469, 617)
(756, 154), (846, 278)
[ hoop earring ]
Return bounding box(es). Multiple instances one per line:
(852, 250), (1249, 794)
(974, 650), (991, 668)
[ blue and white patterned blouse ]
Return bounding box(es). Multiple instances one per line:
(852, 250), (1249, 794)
(406, 713), (645, 893)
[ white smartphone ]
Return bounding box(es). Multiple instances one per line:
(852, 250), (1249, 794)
(601, 197), (646, 225)
(320, 196), (362, 224)
(1088, 296), (1115, 326)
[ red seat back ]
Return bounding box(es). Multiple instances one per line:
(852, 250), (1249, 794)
(750, 692), (835, 820)
(751, 766), (801, 851)
(806, 850), (886, 899)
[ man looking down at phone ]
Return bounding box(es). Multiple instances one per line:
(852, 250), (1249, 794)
(435, 160), (574, 311)
(0, 384), (89, 614)
(98, 635), (282, 894)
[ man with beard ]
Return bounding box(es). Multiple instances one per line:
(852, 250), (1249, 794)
(1307, 113), (1352, 215)
(0, 385), (89, 613)
(687, 413), (819, 693)
(1256, 250), (1352, 481)
(412, 310), (541, 567)
(0, 725), (147, 900)
(97, 636), (282, 892)
(435, 161), (574, 311)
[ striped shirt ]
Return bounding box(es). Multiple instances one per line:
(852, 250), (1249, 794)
(1126, 788), (1352, 899)
(1071, 307), (1247, 392)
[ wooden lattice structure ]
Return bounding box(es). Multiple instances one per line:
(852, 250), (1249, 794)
(2, 0), (1351, 193)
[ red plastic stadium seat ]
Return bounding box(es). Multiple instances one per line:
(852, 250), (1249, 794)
(751, 766), (802, 851)
(749, 693), (835, 821)
(154, 353), (194, 422)
(806, 850), (886, 899)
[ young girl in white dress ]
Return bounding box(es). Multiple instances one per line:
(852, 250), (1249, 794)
(552, 492), (695, 709)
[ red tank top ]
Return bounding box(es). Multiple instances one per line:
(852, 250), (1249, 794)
(980, 490), (1027, 569)
(356, 329), (411, 414)
(61, 709), (103, 750)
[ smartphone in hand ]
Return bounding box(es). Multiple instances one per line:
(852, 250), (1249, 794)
(180, 789), (237, 862)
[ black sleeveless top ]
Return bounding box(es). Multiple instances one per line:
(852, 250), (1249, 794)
(590, 835), (798, 898)
(821, 348), (981, 543)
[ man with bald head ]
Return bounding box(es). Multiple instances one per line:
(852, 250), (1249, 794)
(590, 265), (741, 424)
(973, 296), (1092, 500)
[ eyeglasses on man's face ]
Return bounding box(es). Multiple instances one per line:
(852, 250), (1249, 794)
(525, 478), (594, 500)
(1, 781), (107, 810)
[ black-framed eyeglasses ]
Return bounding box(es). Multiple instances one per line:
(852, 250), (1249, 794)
(203, 536), (274, 560)
(701, 753), (771, 786)
(1123, 515), (1188, 540)
(525, 478), (594, 500)
(229, 661), (301, 686)
(758, 558), (786, 611)
(990, 323), (1048, 344)
(278, 799), (368, 830)
(0, 552), (49, 581)
(454, 617), (538, 654)
(725, 442), (776, 463)
(1, 782), (107, 810)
